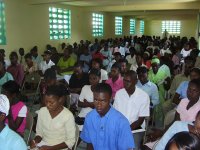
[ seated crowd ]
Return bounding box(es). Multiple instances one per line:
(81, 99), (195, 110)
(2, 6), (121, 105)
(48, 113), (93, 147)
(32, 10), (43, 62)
(0, 35), (200, 150)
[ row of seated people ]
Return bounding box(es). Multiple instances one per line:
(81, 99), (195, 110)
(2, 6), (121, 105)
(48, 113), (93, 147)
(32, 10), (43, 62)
(0, 35), (200, 149)
(1, 72), (200, 150)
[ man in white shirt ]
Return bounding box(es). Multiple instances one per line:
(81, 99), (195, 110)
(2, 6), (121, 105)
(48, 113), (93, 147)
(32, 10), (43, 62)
(113, 70), (150, 150)
(39, 50), (55, 75)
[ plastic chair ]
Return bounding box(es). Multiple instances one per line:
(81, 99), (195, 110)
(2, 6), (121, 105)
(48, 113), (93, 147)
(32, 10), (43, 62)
(73, 124), (80, 150)
(24, 111), (34, 145)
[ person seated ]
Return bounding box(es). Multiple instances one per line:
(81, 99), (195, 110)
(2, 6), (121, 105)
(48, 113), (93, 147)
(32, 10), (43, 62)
(0, 49), (10, 69)
(57, 46), (76, 76)
(30, 84), (76, 150)
(143, 79), (200, 150)
(164, 132), (200, 150)
(0, 61), (13, 93)
(7, 51), (24, 86)
(137, 66), (159, 108)
(119, 59), (128, 77)
(79, 46), (92, 73)
(80, 83), (135, 150)
(105, 63), (124, 100)
(175, 79), (200, 122)
(69, 62), (89, 107)
(143, 51), (151, 69)
(173, 67), (200, 105)
(148, 57), (171, 127)
(50, 47), (60, 65)
(91, 58), (108, 83)
(113, 70), (150, 150)
(2, 81), (27, 136)
(180, 42), (192, 63)
(24, 53), (38, 74)
(30, 46), (43, 65)
(39, 50), (55, 75)
(100, 43), (112, 69)
(130, 54), (146, 71)
(76, 69), (100, 127)
(154, 111), (200, 150)
(0, 94), (27, 149)
(126, 47), (136, 67)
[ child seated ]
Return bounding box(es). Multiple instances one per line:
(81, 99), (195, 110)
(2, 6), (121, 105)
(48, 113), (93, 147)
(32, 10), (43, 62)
(30, 84), (76, 150)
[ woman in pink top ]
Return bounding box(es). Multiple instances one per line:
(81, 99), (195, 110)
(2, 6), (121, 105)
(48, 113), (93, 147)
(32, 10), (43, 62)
(176, 79), (200, 122)
(2, 80), (27, 136)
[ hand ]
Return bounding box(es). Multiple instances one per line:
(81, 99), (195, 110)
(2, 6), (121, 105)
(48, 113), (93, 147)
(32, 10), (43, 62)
(29, 140), (37, 149)
(39, 145), (52, 150)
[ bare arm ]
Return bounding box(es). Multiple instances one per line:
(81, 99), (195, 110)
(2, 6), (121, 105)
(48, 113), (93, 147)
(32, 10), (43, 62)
(87, 143), (94, 150)
(130, 117), (145, 131)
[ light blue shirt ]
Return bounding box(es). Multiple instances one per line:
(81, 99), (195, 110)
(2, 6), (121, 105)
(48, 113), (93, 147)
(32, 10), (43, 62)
(137, 80), (159, 107)
(81, 107), (135, 150)
(0, 125), (27, 150)
(80, 54), (92, 73)
(0, 72), (13, 93)
(32, 55), (43, 65)
(176, 81), (189, 99)
(155, 121), (191, 150)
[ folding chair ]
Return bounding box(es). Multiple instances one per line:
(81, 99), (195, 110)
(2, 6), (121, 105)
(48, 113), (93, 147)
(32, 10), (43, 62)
(24, 111), (34, 145)
(73, 124), (80, 150)
(21, 72), (41, 105)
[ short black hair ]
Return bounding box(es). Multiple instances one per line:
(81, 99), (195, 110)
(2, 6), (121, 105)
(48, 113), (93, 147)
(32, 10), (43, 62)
(114, 52), (122, 57)
(184, 56), (195, 65)
(189, 78), (200, 89)
(74, 61), (83, 68)
(165, 132), (200, 150)
(2, 80), (20, 94)
(191, 67), (200, 76)
(24, 53), (32, 59)
(137, 66), (148, 74)
(111, 62), (121, 72)
(46, 83), (68, 98)
(119, 59), (128, 65)
(93, 83), (112, 97)
(89, 68), (101, 77)
(125, 70), (138, 80)
(91, 58), (103, 68)
(10, 51), (18, 58)
(44, 68), (56, 80)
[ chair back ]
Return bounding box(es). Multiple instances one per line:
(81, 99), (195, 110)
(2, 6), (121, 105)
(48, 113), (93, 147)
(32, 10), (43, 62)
(24, 111), (34, 144)
(163, 109), (176, 129)
(73, 124), (80, 150)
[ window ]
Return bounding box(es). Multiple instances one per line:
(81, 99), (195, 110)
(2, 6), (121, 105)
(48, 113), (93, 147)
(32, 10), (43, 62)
(92, 13), (104, 37)
(140, 20), (144, 34)
(162, 21), (181, 34)
(0, 2), (6, 45)
(130, 19), (136, 35)
(115, 16), (123, 35)
(49, 7), (71, 40)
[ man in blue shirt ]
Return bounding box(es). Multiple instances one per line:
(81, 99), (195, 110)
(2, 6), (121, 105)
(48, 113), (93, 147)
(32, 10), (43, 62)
(81, 83), (135, 150)
(136, 66), (159, 108)
(0, 94), (27, 150)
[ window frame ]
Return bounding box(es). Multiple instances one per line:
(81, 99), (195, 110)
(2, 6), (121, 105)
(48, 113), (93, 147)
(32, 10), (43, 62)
(140, 20), (145, 34)
(92, 13), (104, 37)
(115, 16), (123, 35)
(0, 2), (6, 45)
(49, 7), (71, 40)
(162, 20), (181, 34)
(130, 19), (136, 35)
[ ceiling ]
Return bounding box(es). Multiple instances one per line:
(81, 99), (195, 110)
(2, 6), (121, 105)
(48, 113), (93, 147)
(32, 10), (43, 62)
(28, 0), (200, 18)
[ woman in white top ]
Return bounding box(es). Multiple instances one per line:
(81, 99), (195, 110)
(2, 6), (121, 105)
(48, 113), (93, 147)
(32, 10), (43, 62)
(30, 84), (76, 150)
(77, 69), (101, 121)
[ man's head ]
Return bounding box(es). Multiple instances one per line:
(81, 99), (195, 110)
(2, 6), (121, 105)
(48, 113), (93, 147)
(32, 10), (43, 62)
(119, 59), (128, 75)
(184, 56), (195, 76)
(187, 79), (200, 103)
(42, 50), (52, 61)
(9, 51), (18, 65)
(0, 49), (5, 61)
(91, 58), (102, 70)
(93, 83), (112, 117)
(110, 63), (121, 79)
(73, 62), (83, 77)
(44, 68), (57, 87)
(123, 70), (138, 92)
(190, 68), (200, 80)
(137, 66), (148, 84)
(30, 46), (38, 57)
(24, 53), (33, 66)
(114, 52), (122, 62)
(136, 54), (143, 66)
(0, 94), (10, 122)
